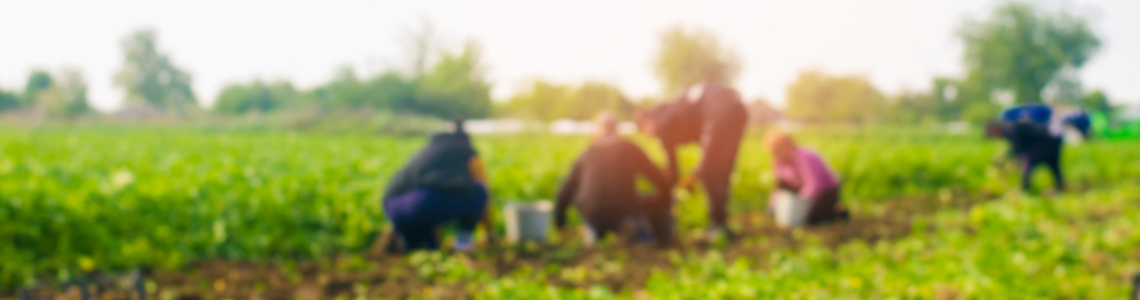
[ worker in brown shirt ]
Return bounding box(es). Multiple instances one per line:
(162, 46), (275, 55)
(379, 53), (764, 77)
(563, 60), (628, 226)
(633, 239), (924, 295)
(555, 112), (674, 244)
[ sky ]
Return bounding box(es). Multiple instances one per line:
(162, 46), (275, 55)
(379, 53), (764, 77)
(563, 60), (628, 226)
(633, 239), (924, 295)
(1, 0), (1138, 112)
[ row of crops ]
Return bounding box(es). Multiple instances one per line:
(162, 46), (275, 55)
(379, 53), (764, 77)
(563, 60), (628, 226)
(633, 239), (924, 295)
(2, 127), (1139, 291)
(473, 185), (1140, 299)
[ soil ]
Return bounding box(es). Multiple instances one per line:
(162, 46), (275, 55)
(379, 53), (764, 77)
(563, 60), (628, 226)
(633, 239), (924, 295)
(4, 188), (1034, 300)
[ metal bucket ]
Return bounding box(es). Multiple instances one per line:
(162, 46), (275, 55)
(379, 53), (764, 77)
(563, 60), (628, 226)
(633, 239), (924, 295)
(503, 201), (553, 243)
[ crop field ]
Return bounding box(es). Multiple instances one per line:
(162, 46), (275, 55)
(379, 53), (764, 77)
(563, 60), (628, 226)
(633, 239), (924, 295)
(2, 127), (1139, 299)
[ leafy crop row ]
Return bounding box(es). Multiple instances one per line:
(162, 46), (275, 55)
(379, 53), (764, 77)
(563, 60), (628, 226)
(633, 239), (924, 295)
(2, 128), (1138, 290)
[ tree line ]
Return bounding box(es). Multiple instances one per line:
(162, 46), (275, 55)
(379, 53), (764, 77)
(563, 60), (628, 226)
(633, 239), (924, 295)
(0, 1), (1120, 124)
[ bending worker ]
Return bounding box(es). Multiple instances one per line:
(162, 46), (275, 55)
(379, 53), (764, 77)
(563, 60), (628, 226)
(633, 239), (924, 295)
(636, 83), (747, 239)
(555, 112), (674, 245)
(986, 104), (1073, 192)
(383, 121), (493, 251)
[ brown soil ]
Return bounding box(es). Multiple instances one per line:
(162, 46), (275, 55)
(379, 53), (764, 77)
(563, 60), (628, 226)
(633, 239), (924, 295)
(6, 189), (1020, 300)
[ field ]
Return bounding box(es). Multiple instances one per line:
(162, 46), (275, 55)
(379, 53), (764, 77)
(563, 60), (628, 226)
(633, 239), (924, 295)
(2, 126), (1139, 299)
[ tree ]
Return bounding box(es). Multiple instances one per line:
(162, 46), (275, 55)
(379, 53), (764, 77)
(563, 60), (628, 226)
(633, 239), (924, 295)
(653, 25), (741, 96)
(502, 80), (633, 122)
(883, 77), (992, 124)
(23, 70), (53, 107)
(36, 68), (91, 118)
(310, 66), (368, 109)
(0, 90), (19, 112)
(402, 20), (441, 78)
(785, 70), (885, 124)
(114, 29), (197, 116)
(365, 72), (417, 111)
(412, 42), (493, 120)
(569, 81), (633, 120)
(1081, 90), (1111, 113)
(958, 1), (1100, 105)
(213, 80), (299, 115)
(505, 80), (574, 122)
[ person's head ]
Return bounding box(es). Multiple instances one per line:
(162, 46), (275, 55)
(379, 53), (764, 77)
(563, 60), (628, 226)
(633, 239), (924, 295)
(764, 130), (797, 163)
(430, 119), (471, 147)
(593, 111), (619, 139)
(451, 119), (467, 134)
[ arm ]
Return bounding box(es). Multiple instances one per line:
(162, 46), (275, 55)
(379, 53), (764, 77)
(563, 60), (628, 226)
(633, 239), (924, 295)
(797, 161), (820, 201)
(663, 141), (680, 185)
(555, 158), (584, 229)
(632, 144), (671, 197)
(468, 156), (494, 242)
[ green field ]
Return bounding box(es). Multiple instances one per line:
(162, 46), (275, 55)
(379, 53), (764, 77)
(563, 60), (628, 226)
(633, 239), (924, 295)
(2, 127), (1139, 298)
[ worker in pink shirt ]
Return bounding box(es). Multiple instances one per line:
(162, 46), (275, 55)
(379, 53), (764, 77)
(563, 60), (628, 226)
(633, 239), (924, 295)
(764, 130), (849, 225)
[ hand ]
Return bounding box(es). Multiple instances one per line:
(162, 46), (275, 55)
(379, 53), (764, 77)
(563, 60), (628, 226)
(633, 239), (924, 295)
(677, 174), (697, 192)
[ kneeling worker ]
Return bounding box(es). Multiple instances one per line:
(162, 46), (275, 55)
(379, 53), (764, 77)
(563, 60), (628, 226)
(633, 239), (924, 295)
(765, 130), (849, 225)
(555, 112), (674, 244)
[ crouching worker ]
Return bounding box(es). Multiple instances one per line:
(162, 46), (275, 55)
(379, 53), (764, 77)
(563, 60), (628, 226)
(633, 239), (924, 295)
(555, 112), (675, 245)
(383, 120), (493, 252)
(764, 130), (849, 225)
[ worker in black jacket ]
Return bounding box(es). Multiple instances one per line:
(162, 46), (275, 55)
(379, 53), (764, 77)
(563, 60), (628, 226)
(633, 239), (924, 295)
(383, 121), (493, 251)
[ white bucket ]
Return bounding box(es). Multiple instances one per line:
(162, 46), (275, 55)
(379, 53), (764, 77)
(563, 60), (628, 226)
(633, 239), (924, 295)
(503, 201), (553, 243)
(773, 191), (810, 228)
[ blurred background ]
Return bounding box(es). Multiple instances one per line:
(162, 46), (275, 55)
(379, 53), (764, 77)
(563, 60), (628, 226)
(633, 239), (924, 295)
(4, 0), (1140, 298)
(1, 0), (1137, 132)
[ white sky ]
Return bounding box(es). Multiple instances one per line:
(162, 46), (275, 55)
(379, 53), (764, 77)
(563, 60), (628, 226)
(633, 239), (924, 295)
(1, 0), (1138, 112)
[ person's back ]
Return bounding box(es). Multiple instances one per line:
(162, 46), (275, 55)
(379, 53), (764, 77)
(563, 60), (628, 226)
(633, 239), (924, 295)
(648, 83), (747, 150)
(385, 131), (477, 200)
(383, 121), (492, 251)
(556, 113), (672, 242)
(693, 84), (747, 127)
(988, 120), (1065, 192)
(564, 136), (665, 215)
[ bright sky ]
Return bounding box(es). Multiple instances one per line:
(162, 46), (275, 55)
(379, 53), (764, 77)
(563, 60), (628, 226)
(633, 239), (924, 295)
(2, 0), (1138, 112)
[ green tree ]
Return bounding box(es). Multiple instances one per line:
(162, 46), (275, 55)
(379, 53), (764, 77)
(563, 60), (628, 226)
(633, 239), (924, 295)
(785, 70), (885, 124)
(885, 90), (938, 125)
(569, 81), (633, 120)
(0, 90), (20, 112)
(1081, 90), (1111, 113)
(502, 80), (632, 122)
(505, 80), (574, 122)
(310, 67), (368, 109)
(883, 77), (991, 124)
(23, 70), (53, 107)
(365, 72), (417, 111)
(961, 101), (1002, 125)
(958, 1), (1100, 105)
(114, 29), (197, 116)
(213, 80), (299, 115)
(36, 68), (91, 118)
(412, 42), (493, 120)
(653, 25), (741, 96)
